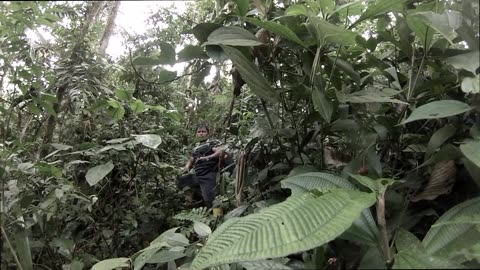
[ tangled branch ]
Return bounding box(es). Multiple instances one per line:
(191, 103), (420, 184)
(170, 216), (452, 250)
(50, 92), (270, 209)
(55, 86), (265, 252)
(128, 49), (211, 85)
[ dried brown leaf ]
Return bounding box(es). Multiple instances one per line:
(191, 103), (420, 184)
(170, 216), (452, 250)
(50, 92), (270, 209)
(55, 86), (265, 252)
(411, 160), (457, 202)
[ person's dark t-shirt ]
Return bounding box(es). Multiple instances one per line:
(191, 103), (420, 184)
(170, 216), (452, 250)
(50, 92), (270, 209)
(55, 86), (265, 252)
(192, 139), (222, 176)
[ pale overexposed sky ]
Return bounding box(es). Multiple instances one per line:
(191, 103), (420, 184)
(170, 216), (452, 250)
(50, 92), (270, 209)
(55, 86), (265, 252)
(107, 1), (188, 59)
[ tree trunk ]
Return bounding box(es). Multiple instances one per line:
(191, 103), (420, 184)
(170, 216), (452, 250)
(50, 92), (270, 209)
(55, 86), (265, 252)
(39, 1), (106, 158)
(80, 1), (105, 41)
(98, 1), (121, 56)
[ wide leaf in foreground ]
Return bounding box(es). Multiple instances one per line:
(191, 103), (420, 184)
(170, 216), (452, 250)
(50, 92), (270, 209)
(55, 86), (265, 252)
(401, 100), (472, 124)
(91, 258), (130, 270)
(203, 26), (263, 47)
(460, 139), (480, 168)
(190, 189), (376, 269)
(422, 196), (480, 261)
(281, 172), (379, 245)
(393, 229), (466, 269)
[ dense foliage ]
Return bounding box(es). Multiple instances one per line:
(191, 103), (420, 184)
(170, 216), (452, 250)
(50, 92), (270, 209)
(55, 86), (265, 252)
(1, 0), (479, 270)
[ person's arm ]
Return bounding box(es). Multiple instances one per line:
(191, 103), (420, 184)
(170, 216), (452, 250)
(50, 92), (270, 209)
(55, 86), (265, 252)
(184, 156), (194, 172)
(197, 146), (224, 161)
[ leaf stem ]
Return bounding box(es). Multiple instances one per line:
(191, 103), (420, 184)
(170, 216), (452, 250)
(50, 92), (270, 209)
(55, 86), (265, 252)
(377, 192), (394, 268)
(260, 98), (291, 164)
(1, 226), (25, 270)
(324, 45), (343, 93)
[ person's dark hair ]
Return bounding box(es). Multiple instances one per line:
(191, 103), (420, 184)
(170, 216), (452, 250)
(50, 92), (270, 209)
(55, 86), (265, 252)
(195, 124), (210, 133)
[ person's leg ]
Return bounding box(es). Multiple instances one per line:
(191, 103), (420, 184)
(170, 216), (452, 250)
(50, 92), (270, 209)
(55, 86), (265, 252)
(198, 172), (217, 208)
(178, 174), (197, 189)
(178, 174), (201, 203)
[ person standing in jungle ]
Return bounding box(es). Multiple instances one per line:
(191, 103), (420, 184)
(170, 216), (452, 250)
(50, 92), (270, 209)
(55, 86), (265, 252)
(179, 124), (224, 208)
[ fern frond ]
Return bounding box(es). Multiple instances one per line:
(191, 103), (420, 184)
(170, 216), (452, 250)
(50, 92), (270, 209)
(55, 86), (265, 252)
(174, 207), (210, 223)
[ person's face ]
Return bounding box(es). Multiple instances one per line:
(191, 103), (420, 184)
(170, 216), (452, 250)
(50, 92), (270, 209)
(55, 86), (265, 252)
(196, 127), (209, 139)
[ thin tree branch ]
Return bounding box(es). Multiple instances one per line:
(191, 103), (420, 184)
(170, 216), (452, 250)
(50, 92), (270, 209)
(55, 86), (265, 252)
(260, 98), (292, 165)
(128, 49), (211, 85)
(1, 226), (24, 270)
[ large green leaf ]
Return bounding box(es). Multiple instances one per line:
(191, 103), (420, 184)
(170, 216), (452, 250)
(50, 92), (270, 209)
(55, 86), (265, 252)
(85, 161), (114, 186)
(203, 26), (263, 46)
(395, 228), (423, 252)
(393, 229), (466, 269)
(461, 75), (480, 94)
(393, 250), (466, 269)
(115, 89), (133, 101)
(460, 139), (480, 168)
(158, 42), (176, 65)
(285, 4), (308, 16)
(327, 57), (360, 85)
(107, 100), (125, 120)
(91, 258), (130, 270)
(130, 100), (145, 113)
(187, 23), (223, 43)
(281, 172), (355, 193)
(431, 214), (480, 227)
(349, 174), (397, 194)
(27, 103), (42, 115)
(447, 51), (480, 75)
(51, 143), (72, 150)
(89, 100), (110, 111)
(462, 242), (480, 263)
(425, 125), (456, 160)
(39, 100), (56, 117)
(312, 88), (333, 123)
(345, 89), (407, 104)
(244, 17), (307, 48)
(406, 16), (433, 51)
(332, 1), (364, 17)
(233, 0), (249, 16)
(134, 245), (164, 270)
(287, 165), (318, 178)
(353, 0), (409, 26)
(107, 106), (125, 120)
(422, 197), (480, 260)
(14, 227), (33, 270)
(308, 16), (358, 46)
(194, 221), (212, 237)
(165, 110), (182, 122)
(157, 69), (177, 84)
(221, 45), (279, 102)
(411, 11), (463, 45)
(358, 247), (385, 269)
(132, 57), (164, 66)
(281, 172), (379, 245)
(133, 134), (162, 149)
(190, 189), (376, 269)
(318, 0), (335, 17)
(150, 227), (189, 246)
(132, 43), (175, 66)
(177, 45), (208, 62)
(40, 92), (58, 103)
(401, 100), (473, 124)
